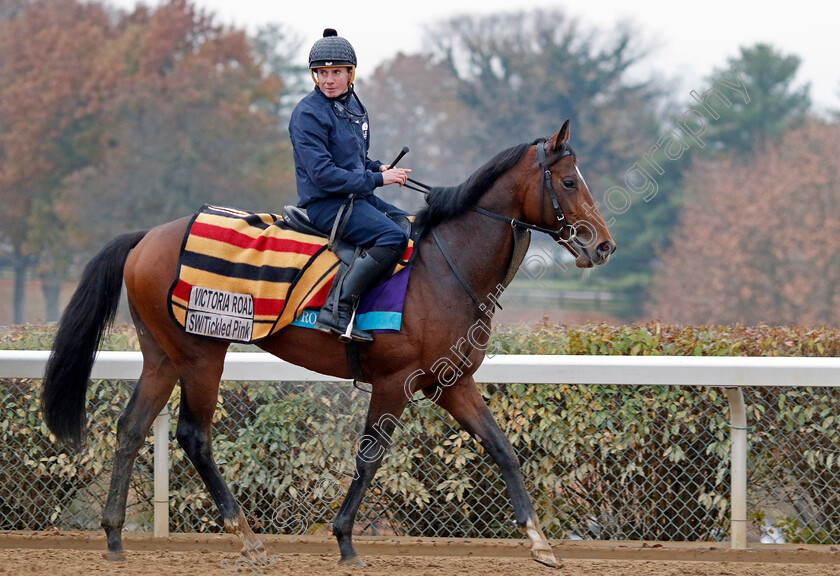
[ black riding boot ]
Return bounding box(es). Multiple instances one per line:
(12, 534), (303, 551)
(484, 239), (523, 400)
(315, 244), (404, 342)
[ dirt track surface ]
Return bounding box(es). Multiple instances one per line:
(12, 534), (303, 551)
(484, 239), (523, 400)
(1, 532), (839, 576)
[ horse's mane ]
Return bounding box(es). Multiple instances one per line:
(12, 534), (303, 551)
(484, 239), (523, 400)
(414, 139), (543, 231)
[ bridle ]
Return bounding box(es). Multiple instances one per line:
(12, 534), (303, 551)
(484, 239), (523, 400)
(537, 139), (578, 242)
(404, 139), (582, 306)
(405, 139), (579, 243)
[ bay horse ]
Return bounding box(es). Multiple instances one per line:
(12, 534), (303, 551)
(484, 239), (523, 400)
(41, 120), (615, 568)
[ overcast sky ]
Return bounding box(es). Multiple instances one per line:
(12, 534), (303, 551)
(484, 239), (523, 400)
(112, 0), (839, 112)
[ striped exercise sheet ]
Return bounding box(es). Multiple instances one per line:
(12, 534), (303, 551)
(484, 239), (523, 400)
(168, 205), (410, 342)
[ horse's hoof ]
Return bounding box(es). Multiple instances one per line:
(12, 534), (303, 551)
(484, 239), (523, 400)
(338, 556), (366, 567)
(104, 551), (126, 562)
(530, 547), (559, 568)
(241, 543), (269, 562)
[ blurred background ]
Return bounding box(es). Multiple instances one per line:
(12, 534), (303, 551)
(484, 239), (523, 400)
(1, 0), (837, 327)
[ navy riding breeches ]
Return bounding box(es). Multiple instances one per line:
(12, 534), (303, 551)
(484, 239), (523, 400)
(305, 195), (409, 249)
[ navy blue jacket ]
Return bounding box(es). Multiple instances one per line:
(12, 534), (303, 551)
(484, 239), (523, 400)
(289, 88), (384, 207)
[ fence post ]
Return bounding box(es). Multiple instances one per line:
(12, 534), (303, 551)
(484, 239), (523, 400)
(153, 406), (170, 538)
(725, 387), (748, 550)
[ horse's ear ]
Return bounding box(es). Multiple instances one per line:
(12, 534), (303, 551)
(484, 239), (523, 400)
(550, 119), (571, 150)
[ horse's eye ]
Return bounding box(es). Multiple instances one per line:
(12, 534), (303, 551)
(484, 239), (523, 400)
(561, 179), (575, 189)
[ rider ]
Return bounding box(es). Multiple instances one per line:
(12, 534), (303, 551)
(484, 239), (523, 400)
(289, 29), (411, 342)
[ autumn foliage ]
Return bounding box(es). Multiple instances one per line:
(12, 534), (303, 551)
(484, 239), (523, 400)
(60, 0), (290, 248)
(0, 0), (293, 321)
(0, 0), (113, 253)
(647, 122), (840, 326)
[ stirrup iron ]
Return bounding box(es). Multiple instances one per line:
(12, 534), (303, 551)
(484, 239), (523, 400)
(339, 309), (357, 343)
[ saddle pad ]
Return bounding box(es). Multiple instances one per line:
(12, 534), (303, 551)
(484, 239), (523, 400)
(168, 205), (411, 343)
(291, 265), (411, 332)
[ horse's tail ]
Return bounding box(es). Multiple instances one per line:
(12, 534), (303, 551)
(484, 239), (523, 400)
(41, 230), (148, 450)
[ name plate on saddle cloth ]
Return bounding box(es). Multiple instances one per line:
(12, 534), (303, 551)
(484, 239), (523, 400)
(184, 286), (254, 342)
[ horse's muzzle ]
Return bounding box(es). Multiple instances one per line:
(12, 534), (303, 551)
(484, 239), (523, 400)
(573, 238), (616, 268)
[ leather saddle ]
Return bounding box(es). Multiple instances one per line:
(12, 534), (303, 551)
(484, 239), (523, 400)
(282, 205), (357, 264)
(282, 205), (414, 264)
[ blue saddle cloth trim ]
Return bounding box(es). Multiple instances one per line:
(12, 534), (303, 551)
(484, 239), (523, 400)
(289, 310), (403, 332)
(356, 311), (402, 331)
(291, 266), (410, 333)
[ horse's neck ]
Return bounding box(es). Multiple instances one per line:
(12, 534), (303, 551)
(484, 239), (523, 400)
(422, 208), (516, 308)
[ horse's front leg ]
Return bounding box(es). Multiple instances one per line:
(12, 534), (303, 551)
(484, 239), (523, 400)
(431, 376), (559, 568)
(332, 389), (408, 566)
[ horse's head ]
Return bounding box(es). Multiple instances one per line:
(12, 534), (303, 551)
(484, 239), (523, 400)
(521, 120), (616, 268)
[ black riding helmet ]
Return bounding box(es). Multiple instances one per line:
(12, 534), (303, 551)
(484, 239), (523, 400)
(309, 28), (357, 86)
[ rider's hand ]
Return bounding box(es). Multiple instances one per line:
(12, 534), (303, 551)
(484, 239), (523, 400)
(381, 167), (411, 186)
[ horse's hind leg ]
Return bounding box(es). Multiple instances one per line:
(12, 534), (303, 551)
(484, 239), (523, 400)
(101, 345), (178, 560)
(175, 362), (266, 561)
(431, 377), (559, 568)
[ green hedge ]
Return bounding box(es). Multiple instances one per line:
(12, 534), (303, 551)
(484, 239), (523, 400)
(4, 321), (840, 356)
(2, 323), (839, 543)
(491, 323), (840, 357)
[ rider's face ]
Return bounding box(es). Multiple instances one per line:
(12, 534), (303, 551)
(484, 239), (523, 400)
(317, 67), (351, 98)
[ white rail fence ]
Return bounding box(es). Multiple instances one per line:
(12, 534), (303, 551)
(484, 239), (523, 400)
(2, 351), (839, 549)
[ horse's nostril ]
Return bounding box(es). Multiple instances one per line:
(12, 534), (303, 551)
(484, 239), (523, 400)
(597, 241), (614, 255)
